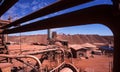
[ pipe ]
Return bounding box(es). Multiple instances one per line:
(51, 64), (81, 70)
(67, 50), (73, 64)
(47, 29), (51, 42)
(50, 62), (79, 72)
(50, 61), (65, 72)
(1, 0), (92, 29)
(1, 5), (113, 34)
(15, 58), (35, 69)
(0, 0), (18, 17)
(58, 47), (73, 63)
(23, 48), (57, 55)
(0, 54), (41, 69)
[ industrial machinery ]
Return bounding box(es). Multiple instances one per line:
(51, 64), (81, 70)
(0, 20), (78, 72)
(0, 0), (119, 72)
(0, 22), (78, 72)
(0, 19), (10, 63)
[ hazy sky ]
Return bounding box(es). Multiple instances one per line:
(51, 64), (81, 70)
(1, 0), (113, 36)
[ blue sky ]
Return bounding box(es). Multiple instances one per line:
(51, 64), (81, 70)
(1, 0), (113, 36)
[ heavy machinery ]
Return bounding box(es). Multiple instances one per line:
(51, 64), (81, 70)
(0, 19), (10, 62)
(0, 20), (78, 72)
(0, 0), (119, 72)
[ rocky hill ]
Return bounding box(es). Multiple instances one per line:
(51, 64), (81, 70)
(7, 34), (113, 45)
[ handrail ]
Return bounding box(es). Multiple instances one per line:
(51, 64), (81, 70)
(0, 54), (41, 71)
(1, 0), (92, 29)
(0, 0), (18, 17)
(50, 61), (65, 72)
(22, 48), (57, 55)
(1, 5), (113, 34)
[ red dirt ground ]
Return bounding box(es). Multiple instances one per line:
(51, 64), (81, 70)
(6, 44), (113, 72)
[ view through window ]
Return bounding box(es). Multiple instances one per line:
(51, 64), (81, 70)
(7, 24), (113, 72)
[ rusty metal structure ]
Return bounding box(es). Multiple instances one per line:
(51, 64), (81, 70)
(0, 19), (10, 63)
(0, 0), (120, 72)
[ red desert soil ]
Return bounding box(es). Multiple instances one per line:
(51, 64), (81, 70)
(8, 34), (114, 44)
(73, 56), (112, 72)
(6, 44), (113, 72)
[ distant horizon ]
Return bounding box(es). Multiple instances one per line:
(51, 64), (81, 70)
(9, 33), (113, 36)
(9, 24), (113, 36)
